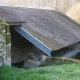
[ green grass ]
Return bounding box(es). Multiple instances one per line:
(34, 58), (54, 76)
(0, 64), (80, 80)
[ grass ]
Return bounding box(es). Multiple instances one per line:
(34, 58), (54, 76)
(0, 64), (80, 80)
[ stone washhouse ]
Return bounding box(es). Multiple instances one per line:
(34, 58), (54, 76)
(0, 6), (80, 66)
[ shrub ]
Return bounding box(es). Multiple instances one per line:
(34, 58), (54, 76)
(66, 3), (80, 24)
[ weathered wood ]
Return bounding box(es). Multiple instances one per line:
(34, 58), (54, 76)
(0, 0), (80, 13)
(18, 0), (26, 7)
(0, 6), (80, 51)
(32, 0), (40, 8)
(1, 6), (80, 63)
(25, 0), (32, 8)
(56, 0), (65, 12)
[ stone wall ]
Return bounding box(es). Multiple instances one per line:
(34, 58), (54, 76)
(0, 20), (11, 66)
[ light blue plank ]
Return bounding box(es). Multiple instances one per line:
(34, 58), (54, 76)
(14, 26), (52, 56)
(62, 48), (80, 58)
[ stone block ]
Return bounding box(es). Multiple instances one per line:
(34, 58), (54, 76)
(0, 53), (4, 66)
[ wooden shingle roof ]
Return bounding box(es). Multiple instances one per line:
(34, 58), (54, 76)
(0, 6), (80, 52)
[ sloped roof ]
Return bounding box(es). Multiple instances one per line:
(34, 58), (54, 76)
(0, 6), (80, 51)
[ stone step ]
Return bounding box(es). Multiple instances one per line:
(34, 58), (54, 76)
(23, 59), (41, 69)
